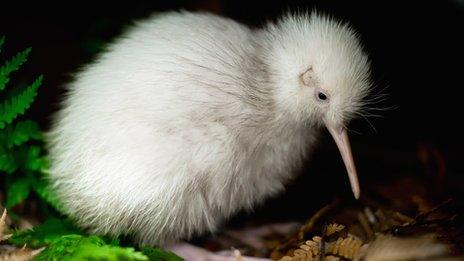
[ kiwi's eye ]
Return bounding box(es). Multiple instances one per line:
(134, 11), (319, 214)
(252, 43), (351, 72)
(315, 89), (329, 103)
(318, 92), (327, 101)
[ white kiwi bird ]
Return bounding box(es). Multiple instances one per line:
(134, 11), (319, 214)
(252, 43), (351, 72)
(47, 10), (371, 258)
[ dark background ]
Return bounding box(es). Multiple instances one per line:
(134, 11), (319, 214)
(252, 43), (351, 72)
(1, 1), (463, 222)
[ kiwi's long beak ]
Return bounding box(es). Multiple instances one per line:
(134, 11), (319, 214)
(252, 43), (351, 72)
(326, 124), (360, 199)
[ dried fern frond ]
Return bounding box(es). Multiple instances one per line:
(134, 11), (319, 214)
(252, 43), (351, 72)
(324, 256), (340, 261)
(325, 223), (345, 236)
(279, 231), (367, 261)
(303, 236), (321, 256)
(279, 229), (455, 261)
(279, 236), (322, 261)
(326, 236), (363, 259)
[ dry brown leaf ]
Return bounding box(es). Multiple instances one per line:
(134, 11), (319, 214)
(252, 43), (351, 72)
(1, 210), (44, 261)
(0, 209), (11, 242)
(233, 249), (244, 261)
(362, 234), (448, 261)
(0, 247), (44, 261)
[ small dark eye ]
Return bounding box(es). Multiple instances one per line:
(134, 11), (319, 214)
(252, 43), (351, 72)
(318, 92), (327, 101)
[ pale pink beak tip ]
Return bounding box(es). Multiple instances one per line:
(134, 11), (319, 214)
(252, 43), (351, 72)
(326, 125), (361, 199)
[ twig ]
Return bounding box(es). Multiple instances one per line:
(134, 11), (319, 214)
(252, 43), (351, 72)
(357, 212), (375, 241)
(298, 200), (339, 240)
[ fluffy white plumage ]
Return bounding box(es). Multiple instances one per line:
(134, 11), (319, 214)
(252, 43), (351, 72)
(47, 11), (371, 246)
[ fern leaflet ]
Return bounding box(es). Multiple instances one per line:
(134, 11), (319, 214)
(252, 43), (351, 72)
(0, 145), (17, 173)
(0, 120), (42, 148)
(0, 36), (4, 52)
(0, 47), (31, 92)
(0, 75), (42, 128)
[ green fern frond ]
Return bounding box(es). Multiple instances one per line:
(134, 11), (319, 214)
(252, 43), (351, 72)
(33, 177), (63, 211)
(142, 246), (184, 261)
(0, 74), (42, 128)
(36, 235), (149, 261)
(5, 177), (32, 208)
(12, 144), (46, 172)
(9, 218), (183, 260)
(0, 145), (17, 173)
(0, 120), (42, 148)
(8, 218), (82, 248)
(0, 47), (31, 92)
(0, 36), (5, 52)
